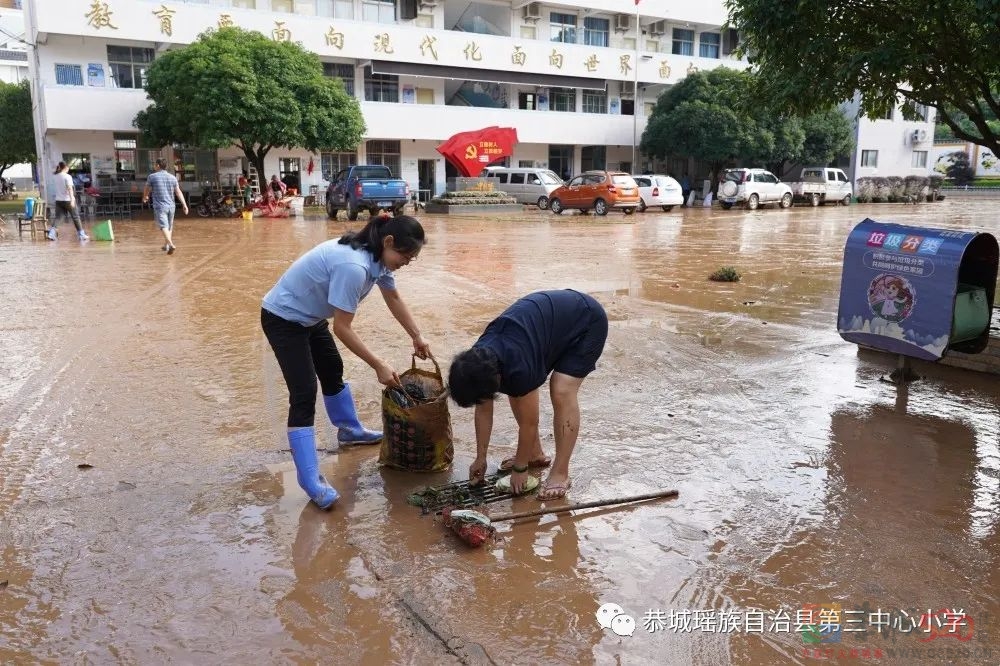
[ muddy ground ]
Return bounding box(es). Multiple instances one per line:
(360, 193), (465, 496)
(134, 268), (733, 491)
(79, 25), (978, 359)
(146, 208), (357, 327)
(2, 199), (999, 665)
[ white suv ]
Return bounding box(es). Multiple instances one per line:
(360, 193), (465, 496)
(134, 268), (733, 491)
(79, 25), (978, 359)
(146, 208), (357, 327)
(718, 168), (793, 210)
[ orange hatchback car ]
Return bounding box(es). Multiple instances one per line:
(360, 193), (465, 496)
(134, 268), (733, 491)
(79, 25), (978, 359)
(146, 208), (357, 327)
(548, 171), (641, 216)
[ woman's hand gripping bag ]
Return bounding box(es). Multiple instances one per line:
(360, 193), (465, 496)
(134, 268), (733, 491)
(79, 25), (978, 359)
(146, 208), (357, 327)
(379, 355), (454, 472)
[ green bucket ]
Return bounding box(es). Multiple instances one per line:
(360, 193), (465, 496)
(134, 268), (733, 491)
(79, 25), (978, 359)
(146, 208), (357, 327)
(951, 283), (990, 343)
(92, 219), (114, 242)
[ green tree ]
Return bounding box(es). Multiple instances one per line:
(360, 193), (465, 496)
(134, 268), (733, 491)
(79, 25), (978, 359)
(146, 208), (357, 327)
(640, 68), (769, 186)
(134, 27), (364, 179)
(798, 108), (855, 167)
(725, 0), (1000, 156)
(0, 80), (36, 183)
(945, 151), (976, 185)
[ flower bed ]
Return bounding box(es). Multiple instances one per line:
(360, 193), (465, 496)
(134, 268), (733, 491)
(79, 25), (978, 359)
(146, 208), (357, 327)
(856, 175), (944, 203)
(423, 190), (524, 214)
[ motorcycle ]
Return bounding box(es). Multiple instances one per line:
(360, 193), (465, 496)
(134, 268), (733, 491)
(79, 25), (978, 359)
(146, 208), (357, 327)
(196, 184), (239, 218)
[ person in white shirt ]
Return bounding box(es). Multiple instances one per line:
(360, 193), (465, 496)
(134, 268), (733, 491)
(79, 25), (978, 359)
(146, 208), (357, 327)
(48, 162), (87, 241)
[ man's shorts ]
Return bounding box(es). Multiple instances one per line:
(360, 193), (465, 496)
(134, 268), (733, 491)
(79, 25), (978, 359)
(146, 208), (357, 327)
(553, 292), (609, 379)
(154, 206), (176, 230)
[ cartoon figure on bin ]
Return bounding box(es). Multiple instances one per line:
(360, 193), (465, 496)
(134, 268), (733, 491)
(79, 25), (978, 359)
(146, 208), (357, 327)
(868, 274), (915, 323)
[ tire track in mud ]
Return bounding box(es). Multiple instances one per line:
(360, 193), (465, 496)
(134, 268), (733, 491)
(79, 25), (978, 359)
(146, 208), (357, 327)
(0, 227), (250, 512)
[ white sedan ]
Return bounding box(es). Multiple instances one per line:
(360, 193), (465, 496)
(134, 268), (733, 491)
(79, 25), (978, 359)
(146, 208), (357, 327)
(632, 175), (684, 212)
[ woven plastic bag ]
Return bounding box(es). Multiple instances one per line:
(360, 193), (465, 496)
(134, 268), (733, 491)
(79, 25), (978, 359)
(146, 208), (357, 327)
(379, 355), (454, 472)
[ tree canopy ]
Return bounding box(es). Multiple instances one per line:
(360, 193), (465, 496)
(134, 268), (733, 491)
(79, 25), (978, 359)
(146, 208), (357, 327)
(0, 80), (36, 181)
(134, 27), (365, 179)
(725, 0), (1000, 156)
(640, 67), (853, 181)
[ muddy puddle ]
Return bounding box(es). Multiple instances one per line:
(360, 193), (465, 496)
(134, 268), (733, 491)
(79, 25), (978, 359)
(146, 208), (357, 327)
(2, 200), (999, 664)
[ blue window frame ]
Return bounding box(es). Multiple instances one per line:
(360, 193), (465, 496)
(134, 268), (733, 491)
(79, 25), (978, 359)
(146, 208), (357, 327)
(699, 32), (721, 59)
(55, 64), (83, 86)
(671, 28), (694, 56)
(583, 17), (609, 47)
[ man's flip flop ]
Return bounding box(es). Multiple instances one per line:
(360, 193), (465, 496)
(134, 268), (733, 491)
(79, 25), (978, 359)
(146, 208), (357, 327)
(536, 478), (572, 501)
(498, 455), (552, 473)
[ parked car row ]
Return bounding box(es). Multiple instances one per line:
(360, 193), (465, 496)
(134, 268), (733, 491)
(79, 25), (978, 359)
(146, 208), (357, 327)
(718, 166), (853, 210)
(485, 167), (687, 216)
(483, 165), (853, 216)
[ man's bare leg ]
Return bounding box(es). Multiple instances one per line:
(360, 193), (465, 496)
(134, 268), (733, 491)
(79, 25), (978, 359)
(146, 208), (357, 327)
(539, 372), (584, 499)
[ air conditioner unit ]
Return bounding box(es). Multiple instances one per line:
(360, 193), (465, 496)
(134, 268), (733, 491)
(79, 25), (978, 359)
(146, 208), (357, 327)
(522, 2), (541, 21)
(614, 14), (631, 32)
(418, 0), (438, 8)
(911, 129), (928, 143)
(648, 20), (667, 36)
(621, 81), (636, 97)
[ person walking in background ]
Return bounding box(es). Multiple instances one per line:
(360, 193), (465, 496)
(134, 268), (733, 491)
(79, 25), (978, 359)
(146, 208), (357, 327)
(261, 214), (431, 509)
(143, 158), (188, 255)
(447, 289), (609, 501)
(48, 161), (87, 241)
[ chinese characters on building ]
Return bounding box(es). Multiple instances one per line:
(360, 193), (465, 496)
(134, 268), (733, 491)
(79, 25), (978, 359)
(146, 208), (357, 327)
(152, 5), (175, 37)
(85, 1), (118, 30)
(325, 27), (344, 49)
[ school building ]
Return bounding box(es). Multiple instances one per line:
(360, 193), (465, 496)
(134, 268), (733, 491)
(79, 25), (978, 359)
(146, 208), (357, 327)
(20, 0), (935, 201)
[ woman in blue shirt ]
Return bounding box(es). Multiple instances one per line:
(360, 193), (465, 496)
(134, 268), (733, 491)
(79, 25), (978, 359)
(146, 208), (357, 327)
(261, 215), (430, 509)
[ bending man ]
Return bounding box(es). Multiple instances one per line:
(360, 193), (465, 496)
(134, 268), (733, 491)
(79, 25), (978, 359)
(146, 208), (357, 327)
(448, 289), (608, 501)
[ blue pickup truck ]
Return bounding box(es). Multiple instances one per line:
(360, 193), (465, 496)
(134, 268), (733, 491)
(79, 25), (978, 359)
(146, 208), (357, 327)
(325, 165), (410, 220)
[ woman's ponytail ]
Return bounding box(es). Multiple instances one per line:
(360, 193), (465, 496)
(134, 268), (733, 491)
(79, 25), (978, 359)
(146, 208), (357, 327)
(339, 214), (426, 261)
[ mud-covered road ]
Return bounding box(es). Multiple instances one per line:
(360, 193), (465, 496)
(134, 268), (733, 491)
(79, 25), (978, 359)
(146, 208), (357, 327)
(2, 200), (999, 664)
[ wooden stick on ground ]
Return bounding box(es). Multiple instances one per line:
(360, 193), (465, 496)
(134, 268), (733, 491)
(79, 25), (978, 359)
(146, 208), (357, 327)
(488, 489), (679, 523)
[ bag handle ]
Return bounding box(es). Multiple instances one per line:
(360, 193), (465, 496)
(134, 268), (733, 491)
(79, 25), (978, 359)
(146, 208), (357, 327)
(411, 353), (442, 376)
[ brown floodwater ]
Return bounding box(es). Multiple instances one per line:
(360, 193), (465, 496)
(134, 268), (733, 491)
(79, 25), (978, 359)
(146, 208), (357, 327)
(2, 199), (999, 664)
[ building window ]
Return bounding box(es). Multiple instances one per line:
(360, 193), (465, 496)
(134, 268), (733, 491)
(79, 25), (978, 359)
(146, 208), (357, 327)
(323, 62), (354, 96)
(172, 147), (218, 183)
(363, 67), (398, 102)
(910, 103), (930, 121)
(362, 0), (395, 23)
(113, 133), (137, 180)
(861, 150), (878, 167)
(911, 151), (928, 168)
(583, 17), (609, 47)
(317, 0), (353, 18)
(320, 151), (357, 180)
(698, 32), (721, 59)
(55, 63), (83, 86)
(879, 107), (894, 120)
(671, 28), (694, 56)
(366, 139), (401, 178)
(550, 87), (575, 112)
(63, 153), (91, 184)
(107, 46), (153, 89)
(273, 0), (316, 13)
(550, 13), (577, 43)
(518, 92), (536, 110)
(582, 90), (607, 114)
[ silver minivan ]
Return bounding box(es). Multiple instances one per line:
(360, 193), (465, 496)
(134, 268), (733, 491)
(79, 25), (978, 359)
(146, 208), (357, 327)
(483, 167), (565, 209)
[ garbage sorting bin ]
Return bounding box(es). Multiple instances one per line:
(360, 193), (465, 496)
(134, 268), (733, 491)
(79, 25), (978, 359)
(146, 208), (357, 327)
(837, 219), (998, 360)
(24, 197), (34, 218)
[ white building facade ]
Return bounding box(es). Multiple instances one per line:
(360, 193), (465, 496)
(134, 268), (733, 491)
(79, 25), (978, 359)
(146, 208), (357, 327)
(840, 95), (938, 185)
(24, 0), (746, 200)
(23, 0), (932, 200)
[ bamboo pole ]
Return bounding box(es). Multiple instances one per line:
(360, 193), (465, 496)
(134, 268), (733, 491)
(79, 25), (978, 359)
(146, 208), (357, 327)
(488, 489), (679, 523)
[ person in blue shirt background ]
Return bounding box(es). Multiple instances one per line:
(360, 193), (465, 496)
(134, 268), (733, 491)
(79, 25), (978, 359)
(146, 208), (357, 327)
(447, 289), (608, 501)
(261, 215), (431, 509)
